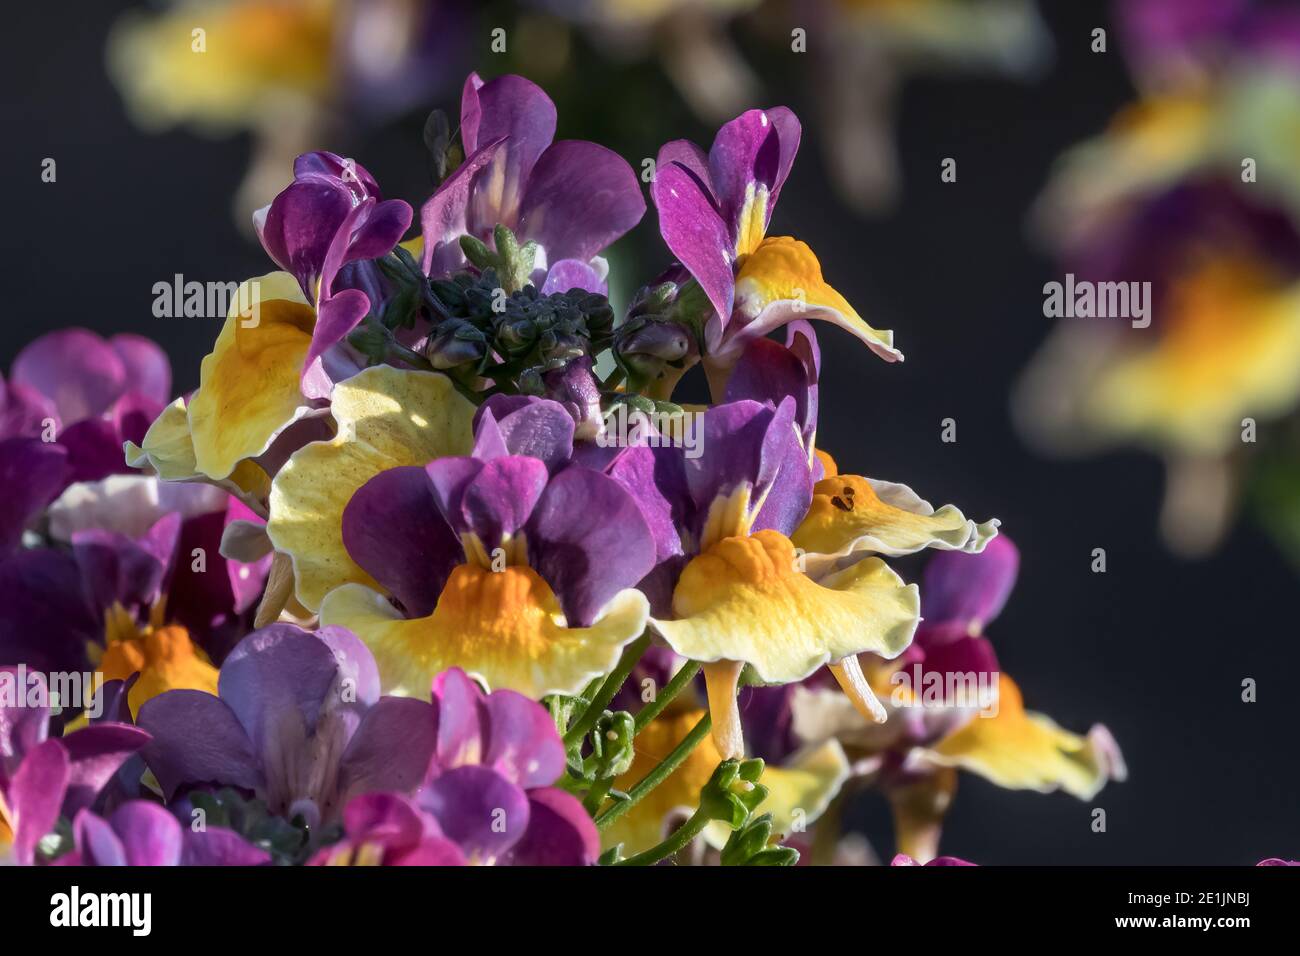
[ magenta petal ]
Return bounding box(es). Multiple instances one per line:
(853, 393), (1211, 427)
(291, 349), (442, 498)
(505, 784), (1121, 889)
(338, 696), (438, 799)
(420, 765), (530, 862)
(11, 329), (126, 424)
(342, 790), (434, 845)
(921, 535), (1020, 633)
(183, 826), (271, 866)
(137, 690), (262, 801)
(685, 399), (798, 527)
(342, 466), (461, 617)
(481, 689), (565, 789)
(432, 667), (487, 770)
(657, 139), (713, 199)
(109, 801), (185, 866)
(503, 787), (599, 866)
(303, 289), (371, 398)
(109, 334), (172, 405)
(518, 140), (645, 262)
(652, 159), (734, 323)
(10, 739), (70, 865)
(527, 466), (655, 627)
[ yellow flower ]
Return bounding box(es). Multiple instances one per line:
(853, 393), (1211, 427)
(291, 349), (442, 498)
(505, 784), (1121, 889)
(95, 604), (219, 719)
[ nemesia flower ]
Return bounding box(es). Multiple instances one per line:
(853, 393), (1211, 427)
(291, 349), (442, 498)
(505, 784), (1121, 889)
(1019, 2), (1300, 556)
(779, 536), (1126, 862)
(314, 397), (654, 698)
(58, 800), (270, 866)
(419, 72), (645, 285)
(611, 330), (995, 759)
(0, 669), (149, 865)
(652, 107), (900, 379)
(138, 623), (430, 827)
(314, 668), (599, 865)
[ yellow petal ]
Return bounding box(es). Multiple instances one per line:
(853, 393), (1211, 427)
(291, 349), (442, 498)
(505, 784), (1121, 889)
(318, 566), (649, 699)
(654, 530), (919, 684)
(188, 272), (316, 481)
(100, 624), (220, 719)
(733, 236), (901, 363)
(792, 474), (999, 572)
(601, 708), (723, 857)
(888, 767), (957, 864)
(267, 365), (476, 611)
(815, 448), (838, 479)
(922, 674), (1124, 800)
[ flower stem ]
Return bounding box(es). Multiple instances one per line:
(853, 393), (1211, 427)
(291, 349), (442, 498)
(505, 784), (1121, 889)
(582, 778), (612, 816)
(633, 660), (702, 733)
(562, 632), (650, 750)
(614, 808), (711, 866)
(596, 711), (712, 831)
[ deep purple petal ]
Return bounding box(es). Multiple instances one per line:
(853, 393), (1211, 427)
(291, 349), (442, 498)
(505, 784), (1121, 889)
(342, 466), (461, 618)
(461, 74), (557, 236)
(527, 466), (655, 627)
(0, 438), (69, 557)
(420, 139), (505, 276)
(460, 456), (549, 548)
(709, 107), (799, 240)
(0, 549), (98, 674)
(920, 535), (1020, 633)
(183, 826), (271, 865)
(518, 140), (645, 262)
(473, 396), (574, 471)
(136, 690), (262, 801)
(503, 787), (599, 865)
(431, 667), (487, 770)
(72, 807), (128, 866)
(540, 259), (607, 295)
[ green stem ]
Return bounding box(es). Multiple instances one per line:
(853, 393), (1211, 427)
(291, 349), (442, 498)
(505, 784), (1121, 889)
(614, 809), (710, 866)
(596, 712), (712, 831)
(582, 778), (612, 817)
(562, 632), (651, 750)
(633, 661), (702, 733)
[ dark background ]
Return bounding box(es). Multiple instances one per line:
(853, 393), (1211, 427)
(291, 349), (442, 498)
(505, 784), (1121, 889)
(3, 1), (1295, 864)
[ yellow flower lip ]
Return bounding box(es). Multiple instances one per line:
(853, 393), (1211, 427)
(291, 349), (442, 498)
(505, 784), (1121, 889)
(319, 564), (649, 700)
(99, 619), (219, 719)
(792, 474), (999, 574)
(728, 236), (901, 364)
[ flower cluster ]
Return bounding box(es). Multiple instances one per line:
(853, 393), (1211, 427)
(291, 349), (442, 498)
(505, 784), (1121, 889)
(4, 73), (1125, 866)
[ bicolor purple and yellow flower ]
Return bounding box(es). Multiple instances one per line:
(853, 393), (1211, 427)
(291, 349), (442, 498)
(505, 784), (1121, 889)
(609, 332), (994, 759)
(311, 398), (655, 698)
(780, 536), (1125, 862)
(652, 101), (900, 380)
(419, 72), (645, 288)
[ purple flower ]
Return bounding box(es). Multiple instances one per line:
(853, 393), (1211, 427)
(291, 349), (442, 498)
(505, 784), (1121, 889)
(651, 108), (898, 374)
(137, 623), (429, 828)
(256, 151), (414, 398)
(891, 853), (976, 867)
(315, 668), (598, 866)
(2, 329), (170, 486)
(318, 396), (654, 699)
(419, 73), (645, 285)
(1, 668), (149, 865)
(57, 800), (268, 866)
